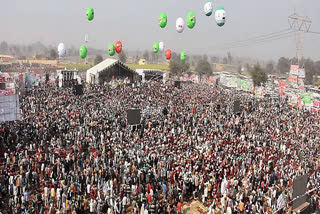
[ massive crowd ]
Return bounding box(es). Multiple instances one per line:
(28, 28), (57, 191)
(0, 81), (319, 214)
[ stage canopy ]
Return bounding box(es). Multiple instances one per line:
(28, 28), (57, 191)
(86, 59), (137, 85)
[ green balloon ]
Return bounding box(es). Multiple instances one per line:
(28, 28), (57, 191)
(108, 44), (116, 56)
(187, 12), (196, 29)
(180, 51), (186, 62)
(153, 42), (159, 53)
(87, 7), (94, 21)
(159, 13), (167, 28)
(80, 45), (87, 59)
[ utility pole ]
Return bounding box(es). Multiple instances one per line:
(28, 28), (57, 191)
(288, 12), (312, 63)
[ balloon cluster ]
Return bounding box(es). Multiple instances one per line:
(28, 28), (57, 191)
(108, 41), (122, 57)
(159, 2), (226, 32)
(153, 44), (186, 62)
(77, 7), (95, 59)
(159, 13), (197, 34)
(156, 1), (226, 62)
(204, 1), (226, 27)
(57, 1), (227, 61)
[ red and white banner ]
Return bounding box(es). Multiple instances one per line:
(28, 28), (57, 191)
(279, 80), (286, 95)
(289, 74), (298, 82)
(290, 65), (299, 75)
(312, 100), (320, 113)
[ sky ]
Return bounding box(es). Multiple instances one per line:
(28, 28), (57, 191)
(1, 0), (320, 60)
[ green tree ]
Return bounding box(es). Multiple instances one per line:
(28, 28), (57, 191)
(304, 58), (315, 85)
(265, 62), (275, 74)
(0, 41), (9, 53)
(11, 45), (21, 56)
(314, 61), (320, 77)
(222, 57), (228, 64)
(227, 52), (233, 64)
(202, 54), (208, 61)
(237, 65), (242, 74)
(277, 57), (290, 75)
(210, 56), (219, 64)
(245, 63), (251, 72)
(196, 59), (213, 80)
(49, 49), (58, 60)
(94, 55), (103, 65)
(250, 64), (268, 86)
(169, 52), (190, 77)
(143, 50), (150, 62)
(150, 52), (160, 63)
(118, 51), (127, 63)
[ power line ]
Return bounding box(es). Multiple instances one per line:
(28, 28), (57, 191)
(225, 35), (293, 50)
(205, 31), (294, 51)
(198, 29), (294, 52)
(221, 29), (292, 47)
(308, 31), (320, 35)
(222, 31), (295, 49)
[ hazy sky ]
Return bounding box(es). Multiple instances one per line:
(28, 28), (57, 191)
(1, 0), (320, 60)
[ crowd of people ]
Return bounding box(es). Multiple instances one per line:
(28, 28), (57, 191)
(0, 81), (319, 214)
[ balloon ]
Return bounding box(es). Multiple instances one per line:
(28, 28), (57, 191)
(79, 45), (87, 59)
(108, 44), (116, 56)
(176, 17), (185, 33)
(153, 42), (159, 53)
(165, 49), (171, 60)
(187, 12), (196, 29)
(115, 41), (122, 54)
(159, 13), (168, 28)
(180, 51), (186, 62)
(215, 7), (226, 27)
(159, 42), (164, 52)
(87, 7), (94, 21)
(204, 1), (213, 16)
(85, 34), (89, 43)
(57, 43), (66, 58)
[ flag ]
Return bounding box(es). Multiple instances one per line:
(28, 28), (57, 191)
(277, 193), (285, 209)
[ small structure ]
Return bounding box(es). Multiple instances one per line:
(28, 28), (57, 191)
(86, 59), (137, 85)
(0, 55), (15, 63)
(136, 69), (166, 83)
(138, 59), (146, 65)
(56, 69), (80, 87)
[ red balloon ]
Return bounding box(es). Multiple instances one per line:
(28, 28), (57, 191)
(115, 41), (122, 53)
(165, 49), (171, 60)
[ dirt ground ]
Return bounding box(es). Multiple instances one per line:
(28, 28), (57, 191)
(183, 201), (209, 214)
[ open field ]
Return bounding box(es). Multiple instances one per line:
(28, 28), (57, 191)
(59, 63), (93, 71)
(58, 63), (171, 71)
(126, 63), (170, 70)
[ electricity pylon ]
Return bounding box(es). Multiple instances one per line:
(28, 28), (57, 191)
(288, 12), (312, 63)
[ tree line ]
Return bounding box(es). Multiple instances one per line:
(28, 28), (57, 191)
(1, 40), (319, 86)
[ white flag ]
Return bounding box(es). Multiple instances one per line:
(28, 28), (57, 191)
(277, 193), (285, 209)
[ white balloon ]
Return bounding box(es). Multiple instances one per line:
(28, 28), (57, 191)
(159, 42), (165, 52)
(215, 8), (226, 27)
(57, 43), (66, 57)
(204, 1), (213, 16)
(176, 17), (185, 33)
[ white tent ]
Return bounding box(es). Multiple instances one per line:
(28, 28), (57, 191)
(86, 59), (136, 84)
